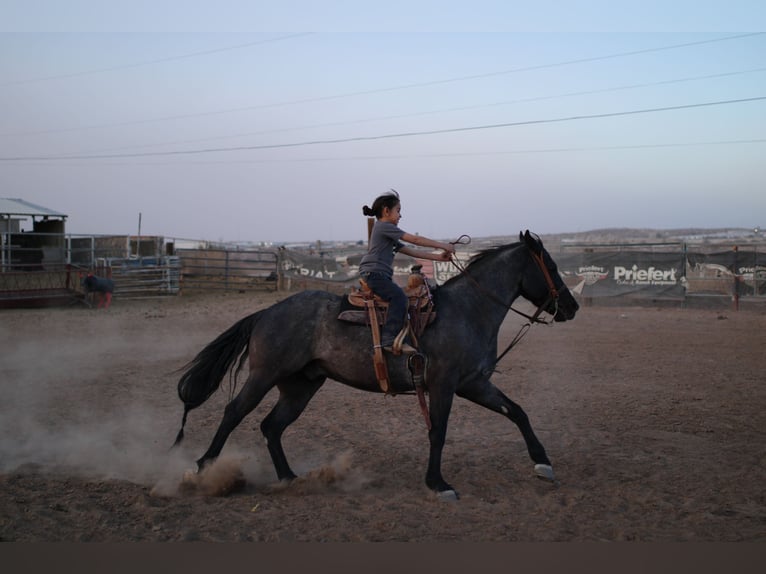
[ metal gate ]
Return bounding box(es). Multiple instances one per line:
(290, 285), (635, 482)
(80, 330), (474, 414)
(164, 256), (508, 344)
(176, 248), (278, 292)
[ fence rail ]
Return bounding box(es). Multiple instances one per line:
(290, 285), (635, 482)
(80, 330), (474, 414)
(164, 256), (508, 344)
(1, 231), (764, 308)
(0, 231), (279, 305)
(176, 248), (278, 292)
(97, 257), (182, 297)
(0, 263), (83, 308)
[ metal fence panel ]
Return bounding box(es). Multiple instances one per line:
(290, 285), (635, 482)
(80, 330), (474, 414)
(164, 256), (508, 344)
(177, 248), (278, 292)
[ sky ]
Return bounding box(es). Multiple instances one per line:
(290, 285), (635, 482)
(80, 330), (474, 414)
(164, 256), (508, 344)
(1, 2), (765, 244)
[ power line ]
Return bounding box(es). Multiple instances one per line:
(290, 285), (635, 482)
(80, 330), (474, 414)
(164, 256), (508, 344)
(2, 96), (763, 162)
(415, 138), (766, 158)
(169, 32), (763, 113)
(7, 139), (765, 168)
(51, 67), (766, 155)
(0, 32), (314, 88)
(26, 138), (766, 167)
(2, 32), (761, 138)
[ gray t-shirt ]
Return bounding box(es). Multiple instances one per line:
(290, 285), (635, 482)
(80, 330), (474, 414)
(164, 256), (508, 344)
(359, 220), (405, 278)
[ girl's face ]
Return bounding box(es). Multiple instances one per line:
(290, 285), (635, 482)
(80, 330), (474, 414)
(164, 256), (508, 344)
(381, 202), (402, 225)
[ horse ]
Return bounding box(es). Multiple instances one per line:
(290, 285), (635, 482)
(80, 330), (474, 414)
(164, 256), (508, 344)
(173, 230), (579, 499)
(82, 273), (115, 309)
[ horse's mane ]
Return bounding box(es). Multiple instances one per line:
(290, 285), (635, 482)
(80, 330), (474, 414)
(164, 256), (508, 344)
(441, 241), (523, 288)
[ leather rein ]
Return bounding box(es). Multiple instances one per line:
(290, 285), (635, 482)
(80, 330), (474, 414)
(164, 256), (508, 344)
(448, 237), (560, 370)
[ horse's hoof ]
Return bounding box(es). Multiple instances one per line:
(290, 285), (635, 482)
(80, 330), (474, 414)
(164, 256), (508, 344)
(534, 464), (556, 482)
(179, 468), (201, 494)
(182, 468), (199, 480)
(437, 489), (459, 501)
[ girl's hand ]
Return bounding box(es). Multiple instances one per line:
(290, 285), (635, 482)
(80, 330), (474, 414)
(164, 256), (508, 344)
(438, 250), (453, 261)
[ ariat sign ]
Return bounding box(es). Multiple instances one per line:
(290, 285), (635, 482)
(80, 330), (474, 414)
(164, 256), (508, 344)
(614, 265), (678, 286)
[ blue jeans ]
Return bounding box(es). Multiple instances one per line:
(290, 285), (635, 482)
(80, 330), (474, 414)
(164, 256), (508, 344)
(360, 271), (408, 345)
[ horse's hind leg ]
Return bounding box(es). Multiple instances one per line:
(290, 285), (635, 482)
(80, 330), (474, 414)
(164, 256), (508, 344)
(456, 380), (554, 481)
(260, 374), (325, 481)
(196, 371), (276, 470)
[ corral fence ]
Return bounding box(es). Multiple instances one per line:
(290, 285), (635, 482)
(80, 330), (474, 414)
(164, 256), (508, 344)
(555, 240), (766, 308)
(0, 232), (279, 306)
(2, 231), (764, 309)
(176, 248), (278, 292)
(276, 239), (766, 308)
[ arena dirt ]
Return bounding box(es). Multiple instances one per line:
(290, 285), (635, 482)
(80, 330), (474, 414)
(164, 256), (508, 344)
(1, 291), (764, 541)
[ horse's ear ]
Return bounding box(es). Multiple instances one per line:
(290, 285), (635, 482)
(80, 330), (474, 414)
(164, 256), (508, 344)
(522, 230), (542, 253)
(522, 230), (533, 248)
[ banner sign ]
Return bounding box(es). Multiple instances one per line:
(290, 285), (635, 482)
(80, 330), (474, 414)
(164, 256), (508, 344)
(686, 250), (766, 295)
(556, 251), (685, 298)
(281, 247), (763, 296)
(280, 249), (356, 282)
(280, 249), (470, 285)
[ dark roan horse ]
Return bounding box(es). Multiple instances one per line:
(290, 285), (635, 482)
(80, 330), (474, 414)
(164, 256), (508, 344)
(173, 230), (579, 499)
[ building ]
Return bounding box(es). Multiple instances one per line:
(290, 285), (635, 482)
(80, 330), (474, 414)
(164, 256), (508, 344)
(1, 198), (68, 270)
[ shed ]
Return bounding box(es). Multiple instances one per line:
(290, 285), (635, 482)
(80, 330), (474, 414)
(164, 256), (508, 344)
(0, 199), (77, 307)
(0, 198), (68, 233)
(1, 198), (69, 271)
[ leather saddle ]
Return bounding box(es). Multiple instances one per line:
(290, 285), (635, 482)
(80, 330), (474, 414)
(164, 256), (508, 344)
(339, 265), (435, 407)
(338, 264), (436, 332)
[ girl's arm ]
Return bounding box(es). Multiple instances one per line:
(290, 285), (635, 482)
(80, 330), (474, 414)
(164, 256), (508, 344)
(398, 245), (452, 261)
(400, 232), (455, 254)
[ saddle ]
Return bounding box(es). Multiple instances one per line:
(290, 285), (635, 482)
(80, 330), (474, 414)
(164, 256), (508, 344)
(338, 265), (436, 333)
(338, 265), (436, 405)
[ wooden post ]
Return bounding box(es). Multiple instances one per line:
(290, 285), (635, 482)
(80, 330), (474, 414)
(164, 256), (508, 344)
(733, 245), (739, 312)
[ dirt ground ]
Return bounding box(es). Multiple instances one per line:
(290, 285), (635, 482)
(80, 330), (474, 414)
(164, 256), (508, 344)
(0, 289), (764, 542)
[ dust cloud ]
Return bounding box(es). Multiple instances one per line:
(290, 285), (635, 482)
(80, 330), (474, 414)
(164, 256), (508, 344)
(1, 304), (371, 499)
(0, 308), (199, 491)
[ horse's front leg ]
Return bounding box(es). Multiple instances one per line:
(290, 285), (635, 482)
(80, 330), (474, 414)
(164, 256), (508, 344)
(457, 379), (555, 482)
(425, 383), (459, 500)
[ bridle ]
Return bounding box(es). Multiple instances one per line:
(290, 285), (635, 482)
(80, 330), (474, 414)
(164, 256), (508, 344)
(448, 235), (561, 371)
(529, 250), (560, 303)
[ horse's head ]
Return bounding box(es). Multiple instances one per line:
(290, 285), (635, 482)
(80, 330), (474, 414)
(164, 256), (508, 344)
(519, 230), (579, 322)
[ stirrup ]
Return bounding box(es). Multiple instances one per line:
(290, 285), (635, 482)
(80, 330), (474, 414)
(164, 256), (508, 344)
(382, 342), (417, 355)
(391, 324), (415, 355)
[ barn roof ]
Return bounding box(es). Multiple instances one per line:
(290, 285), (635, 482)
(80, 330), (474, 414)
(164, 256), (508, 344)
(0, 198), (67, 219)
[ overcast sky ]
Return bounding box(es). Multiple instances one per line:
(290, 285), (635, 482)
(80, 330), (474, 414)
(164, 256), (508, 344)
(1, 2), (764, 243)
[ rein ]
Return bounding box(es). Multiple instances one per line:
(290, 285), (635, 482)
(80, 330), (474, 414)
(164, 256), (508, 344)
(448, 237), (560, 370)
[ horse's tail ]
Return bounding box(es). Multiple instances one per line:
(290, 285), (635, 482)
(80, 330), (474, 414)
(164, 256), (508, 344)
(172, 310), (263, 447)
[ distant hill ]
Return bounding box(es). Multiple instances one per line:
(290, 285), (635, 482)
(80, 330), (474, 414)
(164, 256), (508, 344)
(275, 227), (764, 255)
(518, 227), (764, 251)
